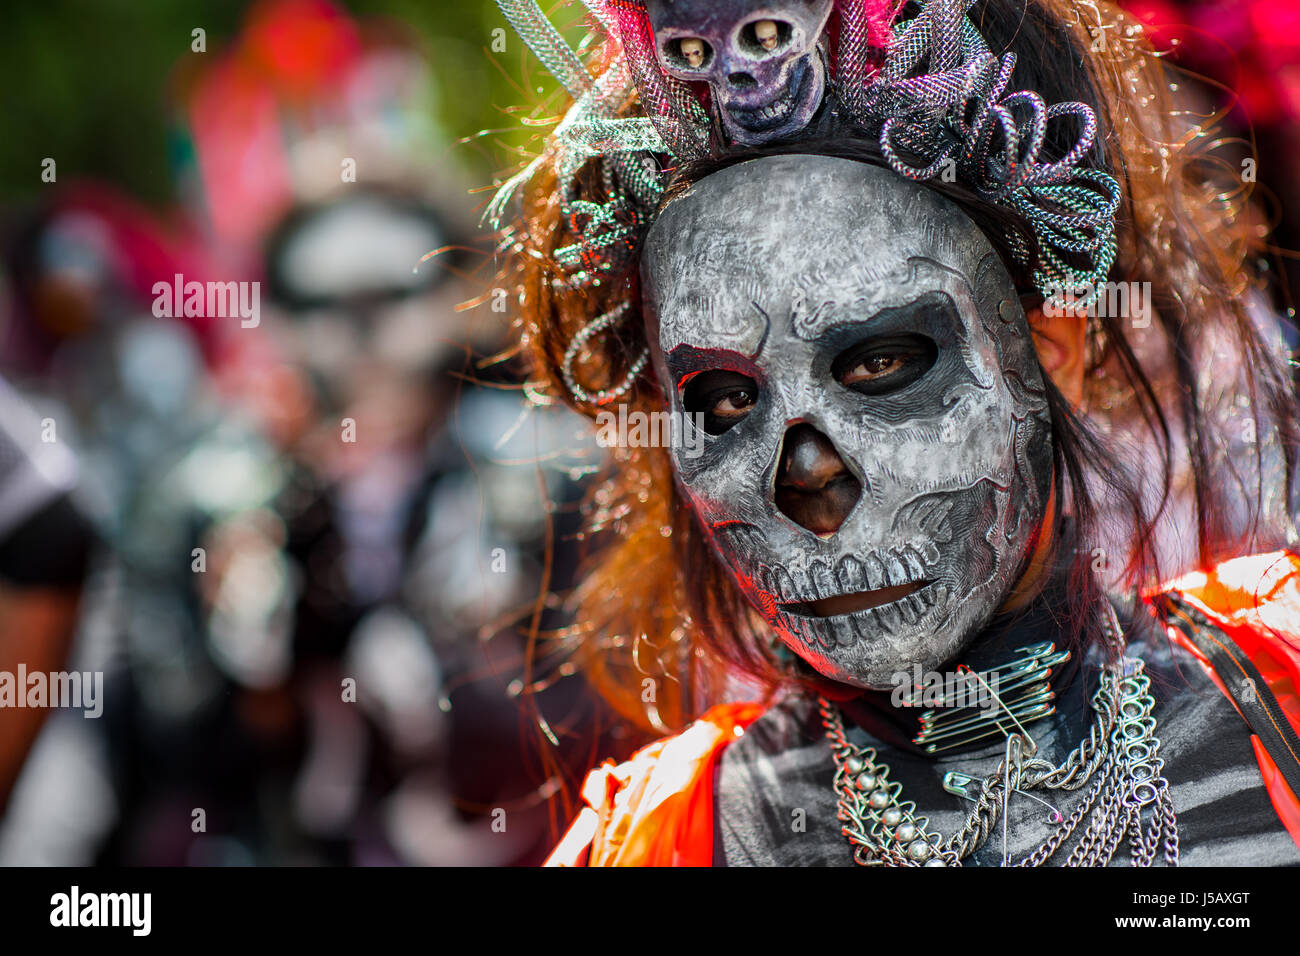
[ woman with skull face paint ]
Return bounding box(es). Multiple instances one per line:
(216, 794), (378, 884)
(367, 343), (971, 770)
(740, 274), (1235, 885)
(489, 0), (1300, 865)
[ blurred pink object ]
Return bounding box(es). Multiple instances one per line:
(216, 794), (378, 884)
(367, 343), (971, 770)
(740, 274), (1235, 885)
(183, 0), (362, 249)
(1122, 0), (1300, 124)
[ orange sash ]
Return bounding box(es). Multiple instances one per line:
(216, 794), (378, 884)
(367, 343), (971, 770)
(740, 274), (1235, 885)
(1149, 551), (1300, 849)
(544, 701), (764, 866)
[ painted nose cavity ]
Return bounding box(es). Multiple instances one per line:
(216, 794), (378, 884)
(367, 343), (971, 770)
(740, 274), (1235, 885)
(774, 424), (862, 536)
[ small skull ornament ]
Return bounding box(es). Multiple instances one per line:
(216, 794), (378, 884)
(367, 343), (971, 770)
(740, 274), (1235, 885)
(640, 155), (1054, 689)
(645, 0), (834, 146)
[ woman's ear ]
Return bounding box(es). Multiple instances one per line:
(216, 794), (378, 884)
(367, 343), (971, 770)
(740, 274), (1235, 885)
(1027, 303), (1088, 409)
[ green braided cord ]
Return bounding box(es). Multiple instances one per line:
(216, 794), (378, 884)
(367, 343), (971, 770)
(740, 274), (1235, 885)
(1012, 168), (1121, 308)
(496, 0), (592, 98)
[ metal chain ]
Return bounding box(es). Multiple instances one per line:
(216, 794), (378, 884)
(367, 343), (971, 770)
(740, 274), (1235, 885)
(1015, 751), (1115, 866)
(820, 603), (1180, 867)
(1160, 792), (1181, 866)
(820, 698), (954, 866)
(1130, 796), (1159, 866)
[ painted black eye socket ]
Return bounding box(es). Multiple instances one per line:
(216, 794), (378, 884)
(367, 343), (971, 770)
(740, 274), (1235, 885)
(831, 334), (938, 397)
(682, 370), (758, 435)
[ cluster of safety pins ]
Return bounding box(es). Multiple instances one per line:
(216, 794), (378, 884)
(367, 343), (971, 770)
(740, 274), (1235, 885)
(925, 642), (1073, 861)
(913, 641), (1071, 753)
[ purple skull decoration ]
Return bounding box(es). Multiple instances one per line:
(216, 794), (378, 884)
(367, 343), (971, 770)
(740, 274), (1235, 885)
(645, 0), (835, 146)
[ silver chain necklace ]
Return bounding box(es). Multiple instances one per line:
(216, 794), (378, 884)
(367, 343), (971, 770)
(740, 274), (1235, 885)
(818, 603), (1180, 867)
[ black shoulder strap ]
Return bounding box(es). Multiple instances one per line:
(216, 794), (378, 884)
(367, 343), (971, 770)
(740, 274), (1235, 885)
(1157, 592), (1300, 803)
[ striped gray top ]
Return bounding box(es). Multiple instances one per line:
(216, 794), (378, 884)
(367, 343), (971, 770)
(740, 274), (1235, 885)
(715, 612), (1300, 867)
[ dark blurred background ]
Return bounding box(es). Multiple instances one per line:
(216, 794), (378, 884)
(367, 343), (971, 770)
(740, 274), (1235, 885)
(0, 0), (1295, 865)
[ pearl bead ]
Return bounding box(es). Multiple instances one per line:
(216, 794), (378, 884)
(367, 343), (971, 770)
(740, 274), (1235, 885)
(896, 823), (918, 844)
(908, 841), (933, 861)
(855, 774), (877, 791)
(845, 756), (865, 775)
(882, 807), (903, 827)
(869, 789), (891, 810)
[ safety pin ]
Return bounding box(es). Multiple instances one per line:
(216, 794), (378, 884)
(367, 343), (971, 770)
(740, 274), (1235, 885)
(962, 664), (1043, 754)
(918, 683), (1054, 732)
(917, 690), (1055, 741)
(906, 648), (1069, 711)
(893, 645), (1061, 708)
(980, 650), (1070, 686)
(920, 703), (1056, 752)
(943, 771), (1064, 866)
(911, 668), (1047, 712)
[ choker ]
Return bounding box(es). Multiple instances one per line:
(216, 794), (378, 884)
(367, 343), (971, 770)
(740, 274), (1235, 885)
(817, 601), (1179, 867)
(811, 592), (1084, 757)
(910, 641), (1071, 754)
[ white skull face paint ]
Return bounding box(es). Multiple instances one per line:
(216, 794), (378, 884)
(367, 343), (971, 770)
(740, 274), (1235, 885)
(640, 154), (1053, 689)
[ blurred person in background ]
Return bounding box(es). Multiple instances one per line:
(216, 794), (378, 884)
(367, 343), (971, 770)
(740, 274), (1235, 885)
(1, 0), (609, 866)
(0, 176), (244, 864)
(0, 377), (95, 812)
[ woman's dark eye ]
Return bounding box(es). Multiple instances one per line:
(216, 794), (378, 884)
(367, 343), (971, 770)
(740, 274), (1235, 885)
(682, 370), (758, 435)
(832, 334), (937, 397)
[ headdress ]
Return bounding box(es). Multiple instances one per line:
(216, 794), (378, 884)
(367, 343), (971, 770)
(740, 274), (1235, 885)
(489, 0), (1121, 405)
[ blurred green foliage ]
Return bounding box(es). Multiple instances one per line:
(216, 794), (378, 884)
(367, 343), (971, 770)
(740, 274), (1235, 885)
(0, 0), (572, 204)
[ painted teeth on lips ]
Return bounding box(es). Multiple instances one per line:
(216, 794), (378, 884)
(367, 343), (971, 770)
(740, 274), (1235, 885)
(774, 580), (930, 616)
(773, 545), (940, 618)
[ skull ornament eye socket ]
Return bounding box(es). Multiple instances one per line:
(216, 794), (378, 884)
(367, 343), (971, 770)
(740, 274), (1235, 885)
(669, 37), (712, 71)
(744, 19), (789, 54)
(645, 0), (834, 145)
(641, 155), (1054, 689)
